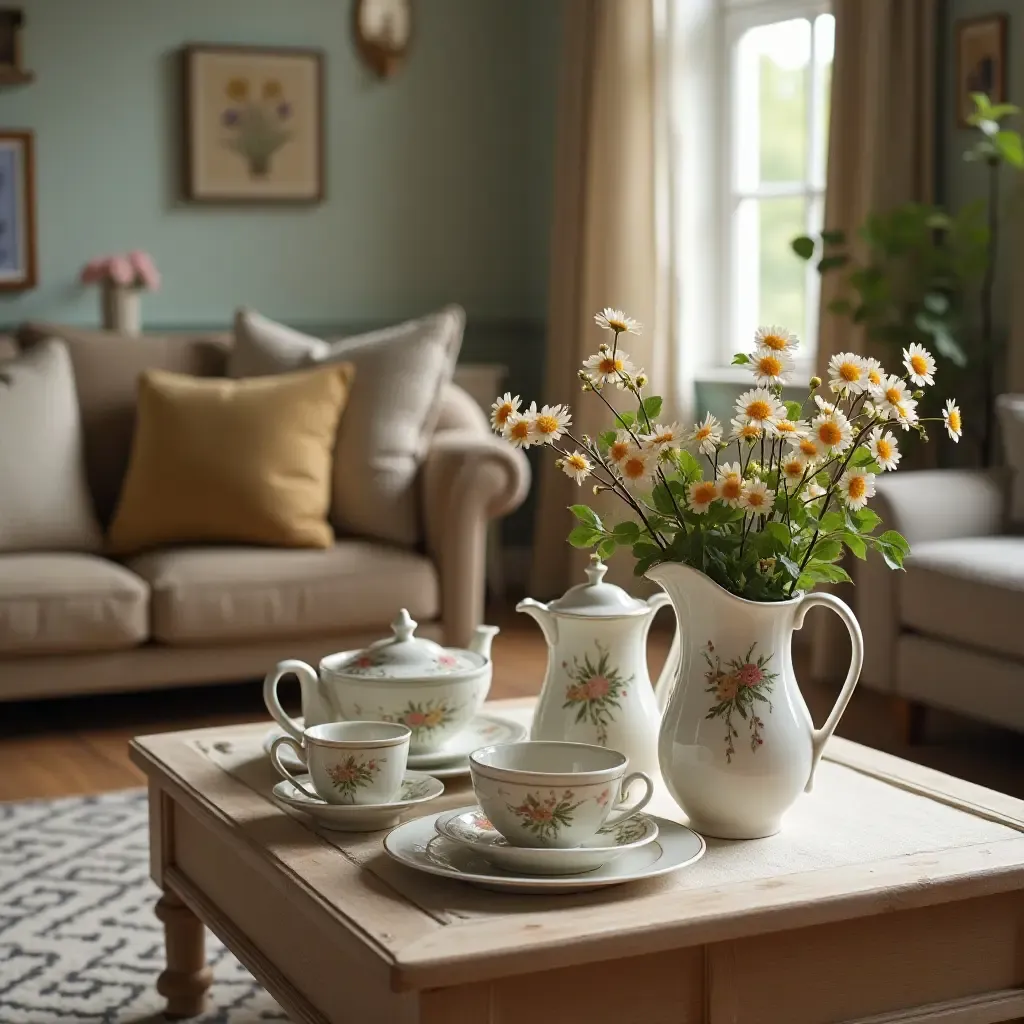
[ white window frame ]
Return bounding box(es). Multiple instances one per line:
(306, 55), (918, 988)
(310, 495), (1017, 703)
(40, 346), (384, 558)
(715, 0), (832, 373)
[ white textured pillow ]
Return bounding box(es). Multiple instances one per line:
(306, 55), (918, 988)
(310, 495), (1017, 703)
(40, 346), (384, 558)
(231, 307), (464, 546)
(0, 340), (103, 552)
(997, 394), (1024, 525)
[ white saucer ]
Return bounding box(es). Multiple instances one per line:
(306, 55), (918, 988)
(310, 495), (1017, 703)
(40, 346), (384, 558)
(384, 812), (705, 893)
(434, 806), (660, 876)
(262, 713), (527, 780)
(272, 770), (444, 832)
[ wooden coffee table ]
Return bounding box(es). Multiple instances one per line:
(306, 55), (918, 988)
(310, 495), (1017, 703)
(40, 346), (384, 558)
(130, 697), (1024, 1024)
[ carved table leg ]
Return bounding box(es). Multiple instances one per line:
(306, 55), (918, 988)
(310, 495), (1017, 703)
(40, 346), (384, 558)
(155, 890), (213, 1019)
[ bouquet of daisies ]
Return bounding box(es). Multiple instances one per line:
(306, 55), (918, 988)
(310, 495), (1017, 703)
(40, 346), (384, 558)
(490, 309), (963, 602)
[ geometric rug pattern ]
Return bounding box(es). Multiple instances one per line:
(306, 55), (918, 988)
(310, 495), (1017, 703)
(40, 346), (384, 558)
(0, 789), (286, 1023)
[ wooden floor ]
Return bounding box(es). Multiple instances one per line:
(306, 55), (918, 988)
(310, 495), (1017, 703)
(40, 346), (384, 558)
(1, 613), (1022, 802)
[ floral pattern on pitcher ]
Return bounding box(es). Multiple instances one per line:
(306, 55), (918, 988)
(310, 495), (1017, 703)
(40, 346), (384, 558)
(326, 755), (386, 801)
(562, 642), (632, 746)
(505, 790), (584, 841)
(703, 640), (777, 763)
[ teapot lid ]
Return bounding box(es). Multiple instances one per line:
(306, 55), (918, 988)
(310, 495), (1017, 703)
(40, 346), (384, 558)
(547, 556), (649, 617)
(332, 610), (484, 678)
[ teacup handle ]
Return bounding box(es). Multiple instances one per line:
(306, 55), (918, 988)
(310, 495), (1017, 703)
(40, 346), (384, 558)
(269, 736), (318, 800)
(603, 771), (654, 827)
(263, 659), (317, 743)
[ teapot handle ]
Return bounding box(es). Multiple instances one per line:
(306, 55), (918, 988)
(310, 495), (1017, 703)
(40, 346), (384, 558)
(647, 592), (681, 713)
(794, 592), (864, 793)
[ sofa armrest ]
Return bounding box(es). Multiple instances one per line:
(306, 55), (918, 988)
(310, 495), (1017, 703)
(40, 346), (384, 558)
(421, 429), (530, 648)
(857, 468), (1009, 693)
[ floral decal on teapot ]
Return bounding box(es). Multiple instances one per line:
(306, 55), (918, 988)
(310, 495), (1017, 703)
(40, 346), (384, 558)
(505, 790), (584, 841)
(326, 755), (385, 802)
(703, 641), (777, 762)
(378, 699), (460, 739)
(562, 642), (632, 746)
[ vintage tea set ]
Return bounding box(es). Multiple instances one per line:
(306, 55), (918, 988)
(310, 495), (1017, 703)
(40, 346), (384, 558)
(261, 553), (862, 893)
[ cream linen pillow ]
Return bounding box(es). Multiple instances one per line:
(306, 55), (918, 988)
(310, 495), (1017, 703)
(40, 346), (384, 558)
(230, 306), (464, 546)
(0, 340), (103, 552)
(107, 364), (353, 555)
(997, 394), (1024, 525)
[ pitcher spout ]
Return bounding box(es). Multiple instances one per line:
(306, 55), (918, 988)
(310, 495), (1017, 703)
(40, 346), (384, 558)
(516, 598), (558, 646)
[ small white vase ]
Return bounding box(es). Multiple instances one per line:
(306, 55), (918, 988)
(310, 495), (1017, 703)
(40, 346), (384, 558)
(647, 561), (863, 839)
(100, 282), (142, 336)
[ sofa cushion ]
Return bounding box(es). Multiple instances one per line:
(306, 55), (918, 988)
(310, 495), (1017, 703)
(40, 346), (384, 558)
(901, 537), (1024, 661)
(230, 306), (464, 547)
(0, 554), (148, 655)
(126, 542), (440, 645)
(0, 340), (103, 553)
(18, 324), (231, 525)
(997, 394), (1024, 527)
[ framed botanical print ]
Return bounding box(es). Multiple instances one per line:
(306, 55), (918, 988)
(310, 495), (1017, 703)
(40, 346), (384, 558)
(181, 44), (324, 203)
(0, 130), (36, 290)
(955, 15), (1007, 127)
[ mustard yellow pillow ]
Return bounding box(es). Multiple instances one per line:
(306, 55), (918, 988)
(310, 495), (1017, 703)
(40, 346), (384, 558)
(107, 364), (353, 555)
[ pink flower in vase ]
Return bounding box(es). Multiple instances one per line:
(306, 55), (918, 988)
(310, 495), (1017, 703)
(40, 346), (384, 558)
(129, 250), (161, 291)
(79, 256), (110, 285)
(107, 255), (135, 287)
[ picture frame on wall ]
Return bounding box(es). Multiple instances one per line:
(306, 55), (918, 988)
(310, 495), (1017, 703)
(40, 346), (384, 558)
(181, 44), (324, 203)
(0, 130), (36, 291)
(955, 14), (1008, 127)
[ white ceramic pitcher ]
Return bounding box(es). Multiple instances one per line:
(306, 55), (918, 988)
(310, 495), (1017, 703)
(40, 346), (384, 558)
(517, 556), (681, 775)
(647, 561), (863, 839)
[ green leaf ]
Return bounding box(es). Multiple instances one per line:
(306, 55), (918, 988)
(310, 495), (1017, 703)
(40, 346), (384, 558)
(819, 510), (845, 533)
(764, 521), (791, 549)
(853, 507), (882, 533)
(598, 430), (616, 451)
(812, 538), (843, 562)
(791, 235), (816, 260)
(568, 525), (600, 549)
(820, 228), (846, 245)
(677, 450), (703, 481)
(878, 530), (910, 554)
(817, 254), (849, 273)
(842, 531), (867, 560)
(569, 505), (602, 530)
(851, 447), (876, 469)
(651, 482), (676, 516)
(632, 540), (662, 561)
(732, 352), (750, 365)
(612, 521), (641, 542)
(995, 130), (1024, 168)
(784, 400), (803, 420)
(779, 554), (802, 580)
(642, 396), (663, 422)
(597, 537), (617, 560)
(633, 555), (659, 578)
(617, 410), (637, 430)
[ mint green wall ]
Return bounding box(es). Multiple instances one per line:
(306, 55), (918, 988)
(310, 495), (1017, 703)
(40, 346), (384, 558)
(0, 0), (559, 328)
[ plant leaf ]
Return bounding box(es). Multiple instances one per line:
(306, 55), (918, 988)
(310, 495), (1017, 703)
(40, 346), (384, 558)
(642, 396), (663, 422)
(612, 521), (641, 542)
(732, 352), (750, 365)
(569, 505), (602, 529)
(597, 537), (617, 560)
(791, 235), (816, 260)
(818, 254), (849, 273)
(842, 531), (867, 560)
(568, 525), (600, 549)
(784, 400), (803, 420)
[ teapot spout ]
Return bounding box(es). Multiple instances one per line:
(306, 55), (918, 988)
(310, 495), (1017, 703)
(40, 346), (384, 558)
(469, 624), (500, 661)
(516, 598), (558, 646)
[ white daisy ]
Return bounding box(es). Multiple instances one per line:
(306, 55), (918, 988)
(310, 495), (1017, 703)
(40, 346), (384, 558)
(530, 403), (572, 445)
(754, 325), (800, 354)
(814, 395), (837, 415)
(864, 357), (885, 390)
(828, 351), (871, 394)
(903, 343), (936, 387)
(607, 429), (634, 467)
(804, 480), (826, 501)
(751, 347), (794, 387)
(730, 417), (763, 443)
(559, 450), (593, 485)
(943, 399), (962, 442)
(490, 392), (521, 433)
(716, 461), (744, 508)
(891, 397), (919, 431)
(811, 409), (854, 453)
(617, 446), (656, 489)
(873, 374), (910, 415)
(734, 388), (786, 429)
(867, 426), (901, 471)
(739, 478), (775, 513)
(594, 308), (642, 335)
(687, 479), (719, 514)
(772, 417), (810, 441)
(779, 453), (809, 490)
(838, 469), (876, 511)
(582, 349), (636, 387)
(642, 421), (685, 452)
(788, 434), (826, 464)
(503, 411), (533, 448)
(688, 413), (723, 456)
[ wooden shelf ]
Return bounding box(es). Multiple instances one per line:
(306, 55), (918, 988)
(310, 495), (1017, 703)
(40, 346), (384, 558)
(0, 66), (32, 85)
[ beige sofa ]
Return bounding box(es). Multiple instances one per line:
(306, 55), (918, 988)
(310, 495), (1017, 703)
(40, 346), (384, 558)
(856, 468), (1024, 734)
(0, 331), (529, 701)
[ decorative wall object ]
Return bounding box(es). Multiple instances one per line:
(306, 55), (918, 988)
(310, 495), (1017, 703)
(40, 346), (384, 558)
(80, 252), (160, 335)
(0, 130), (35, 290)
(0, 7), (32, 85)
(354, 0), (412, 78)
(955, 14), (1007, 127)
(181, 45), (324, 203)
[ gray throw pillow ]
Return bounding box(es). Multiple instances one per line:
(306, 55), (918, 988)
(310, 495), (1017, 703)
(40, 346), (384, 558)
(231, 306), (464, 546)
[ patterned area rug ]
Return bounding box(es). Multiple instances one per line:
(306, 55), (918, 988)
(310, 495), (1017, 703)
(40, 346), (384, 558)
(0, 789), (286, 1023)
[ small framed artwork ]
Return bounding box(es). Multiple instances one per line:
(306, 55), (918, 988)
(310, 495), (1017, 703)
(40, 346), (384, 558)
(181, 44), (324, 203)
(0, 130), (36, 291)
(955, 14), (1008, 127)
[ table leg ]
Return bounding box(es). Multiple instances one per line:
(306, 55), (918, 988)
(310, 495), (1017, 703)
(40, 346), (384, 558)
(155, 890), (213, 1019)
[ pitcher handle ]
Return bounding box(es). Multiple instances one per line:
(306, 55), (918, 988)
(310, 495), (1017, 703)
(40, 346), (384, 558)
(647, 592), (681, 713)
(794, 592), (864, 793)
(263, 659), (317, 744)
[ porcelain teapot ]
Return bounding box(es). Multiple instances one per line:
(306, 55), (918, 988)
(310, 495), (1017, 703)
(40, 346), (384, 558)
(517, 556), (680, 774)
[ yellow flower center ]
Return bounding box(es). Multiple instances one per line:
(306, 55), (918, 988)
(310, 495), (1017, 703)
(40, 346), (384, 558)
(760, 333), (787, 352)
(623, 456), (646, 480)
(494, 402), (513, 426)
(910, 354), (928, 375)
(885, 386), (902, 405)
(775, 420), (796, 433)
(567, 454), (588, 471)
(876, 438), (893, 461)
(818, 421), (843, 446)
(783, 460), (804, 480)
(757, 354), (783, 377)
(847, 476), (866, 500)
(609, 441), (629, 462)
(799, 438), (819, 457)
(868, 368), (882, 385)
(607, 319), (628, 332)
(721, 478), (742, 501)
(509, 420), (529, 441)
(535, 414), (559, 435)
(598, 356), (623, 375)
(740, 424), (761, 439)
(692, 427), (710, 442)
(746, 491), (766, 509)
(693, 482), (717, 505)
(894, 402), (911, 420)
(948, 409), (961, 431)
(746, 400), (772, 421)
(839, 361), (861, 383)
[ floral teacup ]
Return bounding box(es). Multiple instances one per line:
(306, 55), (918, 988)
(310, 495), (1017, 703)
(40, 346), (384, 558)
(469, 741), (654, 849)
(270, 722), (410, 805)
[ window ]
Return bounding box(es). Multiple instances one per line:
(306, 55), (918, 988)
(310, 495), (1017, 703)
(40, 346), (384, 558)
(720, 1), (834, 366)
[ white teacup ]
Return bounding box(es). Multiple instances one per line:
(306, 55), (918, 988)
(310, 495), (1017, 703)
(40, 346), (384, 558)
(270, 722), (410, 806)
(469, 741), (654, 849)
